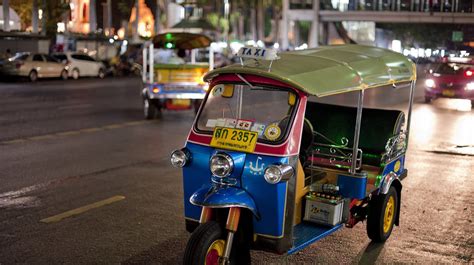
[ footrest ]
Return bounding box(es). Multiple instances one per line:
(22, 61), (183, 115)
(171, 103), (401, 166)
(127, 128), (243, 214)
(287, 222), (343, 254)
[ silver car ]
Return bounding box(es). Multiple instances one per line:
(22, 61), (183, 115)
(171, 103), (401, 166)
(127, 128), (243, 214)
(52, 52), (105, 79)
(0, 52), (69, 82)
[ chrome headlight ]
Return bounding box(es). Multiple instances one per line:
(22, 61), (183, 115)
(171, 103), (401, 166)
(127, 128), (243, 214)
(264, 164), (294, 184)
(170, 149), (189, 168)
(210, 153), (233, 178)
(425, 79), (435, 88)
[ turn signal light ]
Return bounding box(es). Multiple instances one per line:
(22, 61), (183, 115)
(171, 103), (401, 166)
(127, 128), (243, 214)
(264, 164), (293, 184)
(465, 70), (473, 77)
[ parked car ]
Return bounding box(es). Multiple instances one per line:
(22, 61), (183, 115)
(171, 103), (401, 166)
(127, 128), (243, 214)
(0, 52), (68, 82)
(424, 62), (474, 105)
(52, 52), (105, 79)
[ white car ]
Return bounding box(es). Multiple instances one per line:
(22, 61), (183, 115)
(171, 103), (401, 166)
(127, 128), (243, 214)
(52, 52), (105, 79)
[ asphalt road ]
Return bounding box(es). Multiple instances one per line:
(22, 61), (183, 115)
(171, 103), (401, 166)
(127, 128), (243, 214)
(0, 77), (472, 264)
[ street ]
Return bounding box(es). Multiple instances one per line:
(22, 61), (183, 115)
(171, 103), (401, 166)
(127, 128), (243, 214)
(0, 77), (472, 264)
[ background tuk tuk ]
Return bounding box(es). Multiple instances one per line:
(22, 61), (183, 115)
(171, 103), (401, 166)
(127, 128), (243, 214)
(141, 32), (213, 119)
(171, 45), (416, 264)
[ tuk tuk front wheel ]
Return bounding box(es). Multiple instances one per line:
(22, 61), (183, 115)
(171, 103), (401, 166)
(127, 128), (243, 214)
(367, 186), (398, 242)
(183, 221), (244, 265)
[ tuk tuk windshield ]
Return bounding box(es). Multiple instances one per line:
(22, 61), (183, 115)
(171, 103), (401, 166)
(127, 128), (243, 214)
(196, 84), (297, 143)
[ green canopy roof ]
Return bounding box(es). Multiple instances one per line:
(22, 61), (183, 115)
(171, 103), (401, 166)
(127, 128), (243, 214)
(204, 45), (416, 97)
(153, 32), (212, 50)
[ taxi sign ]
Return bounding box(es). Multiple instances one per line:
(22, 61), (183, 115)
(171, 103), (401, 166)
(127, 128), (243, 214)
(237, 47), (279, 61)
(210, 127), (258, 153)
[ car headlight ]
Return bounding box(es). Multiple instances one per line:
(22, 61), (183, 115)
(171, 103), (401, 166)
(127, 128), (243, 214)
(466, 82), (474, 91)
(264, 164), (294, 184)
(170, 149), (189, 168)
(425, 79), (435, 88)
(210, 153), (233, 178)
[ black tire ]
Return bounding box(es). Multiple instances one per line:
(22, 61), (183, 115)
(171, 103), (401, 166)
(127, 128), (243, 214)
(183, 221), (248, 265)
(60, 70), (68, 80)
(98, 68), (105, 79)
(470, 100), (474, 109)
(72, 68), (80, 80)
(367, 186), (398, 242)
(183, 221), (223, 265)
(143, 97), (156, 120)
(29, 70), (38, 82)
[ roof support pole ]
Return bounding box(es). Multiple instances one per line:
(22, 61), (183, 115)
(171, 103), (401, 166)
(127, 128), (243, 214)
(405, 80), (416, 149)
(149, 43), (154, 84)
(142, 44), (147, 83)
(350, 89), (364, 174)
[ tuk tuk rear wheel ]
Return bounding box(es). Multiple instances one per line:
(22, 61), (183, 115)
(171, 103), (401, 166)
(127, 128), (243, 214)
(143, 98), (156, 120)
(367, 186), (398, 242)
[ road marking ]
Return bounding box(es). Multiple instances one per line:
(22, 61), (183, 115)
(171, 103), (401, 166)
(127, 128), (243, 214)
(55, 131), (82, 137)
(40, 195), (126, 224)
(2, 139), (27, 144)
(28, 135), (55, 141)
(1, 120), (153, 145)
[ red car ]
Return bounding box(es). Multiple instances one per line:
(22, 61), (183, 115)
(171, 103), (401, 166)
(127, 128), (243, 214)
(424, 63), (474, 105)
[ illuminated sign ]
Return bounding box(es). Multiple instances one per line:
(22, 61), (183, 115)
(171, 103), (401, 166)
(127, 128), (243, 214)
(237, 47), (279, 61)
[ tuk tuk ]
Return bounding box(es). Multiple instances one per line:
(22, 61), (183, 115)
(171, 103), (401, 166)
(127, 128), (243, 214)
(170, 45), (416, 264)
(141, 32), (213, 119)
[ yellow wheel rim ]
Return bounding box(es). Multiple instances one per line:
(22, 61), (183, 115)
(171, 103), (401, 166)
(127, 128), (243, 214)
(383, 196), (395, 233)
(205, 239), (225, 265)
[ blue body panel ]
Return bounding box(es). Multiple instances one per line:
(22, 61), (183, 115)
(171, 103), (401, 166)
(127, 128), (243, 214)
(381, 155), (405, 176)
(190, 186), (259, 217)
(337, 174), (368, 199)
(183, 142), (288, 237)
(288, 223), (344, 254)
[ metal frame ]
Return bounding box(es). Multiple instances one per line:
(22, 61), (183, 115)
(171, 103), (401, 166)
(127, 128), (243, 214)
(405, 80), (416, 148)
(142, 42), (155, 84)
(350, 89), (365, 174)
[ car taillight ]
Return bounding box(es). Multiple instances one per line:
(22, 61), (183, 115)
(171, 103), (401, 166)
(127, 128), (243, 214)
(465, 70), (473, 77)
(15, 61), (23, 69)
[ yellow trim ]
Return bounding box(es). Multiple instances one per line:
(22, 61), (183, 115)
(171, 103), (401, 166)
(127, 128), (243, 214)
(294, 160), (309, 225)
(383, 195), (395, 233)
(205, 239), (225, 265)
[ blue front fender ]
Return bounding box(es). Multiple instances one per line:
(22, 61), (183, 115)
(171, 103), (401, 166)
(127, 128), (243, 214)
(190, 186), (260, 219)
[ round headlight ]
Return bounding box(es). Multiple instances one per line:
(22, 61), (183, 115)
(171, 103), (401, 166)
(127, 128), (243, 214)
(425, 79), (435, 88)
(170, 149), (188, 168)
(264, 164), (294, 184)
(210, 153), (233, 178)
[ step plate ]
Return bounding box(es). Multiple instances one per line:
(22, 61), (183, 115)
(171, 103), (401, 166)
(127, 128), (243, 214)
(288, 222), (343, 255)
